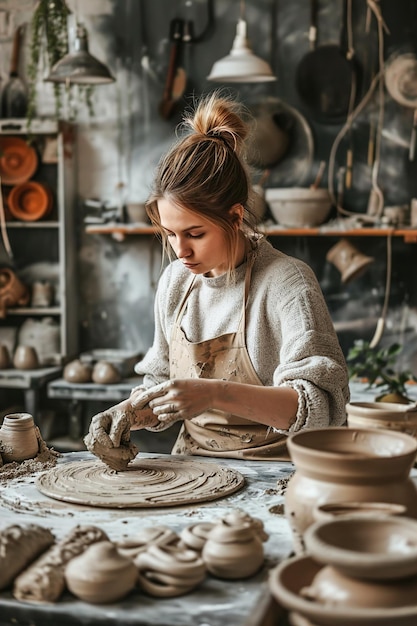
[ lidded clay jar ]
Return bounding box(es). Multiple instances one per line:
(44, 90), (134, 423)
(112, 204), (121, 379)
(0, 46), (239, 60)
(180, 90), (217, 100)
(65, 541), (137, 604)
(0, 413), (39, 463)
(284, 427), (417, 553)
(202, 509), (266, 579)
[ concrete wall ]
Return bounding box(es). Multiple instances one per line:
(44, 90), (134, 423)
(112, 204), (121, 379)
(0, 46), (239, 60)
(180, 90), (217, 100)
(1, 0), (417, 372)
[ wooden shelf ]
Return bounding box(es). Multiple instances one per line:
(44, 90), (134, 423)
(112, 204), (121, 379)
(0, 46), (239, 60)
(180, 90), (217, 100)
(85, 222), (417, 243)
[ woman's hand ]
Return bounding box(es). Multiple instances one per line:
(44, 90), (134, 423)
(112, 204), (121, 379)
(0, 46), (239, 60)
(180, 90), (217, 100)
(84, 395), (159, 471)
(131, 379), (215, 426)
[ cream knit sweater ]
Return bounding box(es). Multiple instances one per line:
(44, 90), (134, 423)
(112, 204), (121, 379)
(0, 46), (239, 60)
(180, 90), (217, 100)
(135, 237), (350, 432)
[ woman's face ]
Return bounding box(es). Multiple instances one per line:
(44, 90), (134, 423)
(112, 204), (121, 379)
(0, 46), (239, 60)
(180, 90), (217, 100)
(158, 197), (234, 277)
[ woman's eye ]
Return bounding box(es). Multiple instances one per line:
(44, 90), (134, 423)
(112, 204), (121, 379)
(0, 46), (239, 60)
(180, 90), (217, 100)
(187, 233), (204, 239)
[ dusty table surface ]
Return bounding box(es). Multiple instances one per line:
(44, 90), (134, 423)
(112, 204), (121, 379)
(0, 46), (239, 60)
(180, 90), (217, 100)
(0, 451), (294, 626)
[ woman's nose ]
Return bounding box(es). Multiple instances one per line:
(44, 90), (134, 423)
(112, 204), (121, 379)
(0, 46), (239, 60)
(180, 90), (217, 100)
(176, 239), (192, 258)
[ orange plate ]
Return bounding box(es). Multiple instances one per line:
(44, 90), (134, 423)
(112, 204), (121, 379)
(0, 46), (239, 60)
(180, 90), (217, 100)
(8, 181), (53, 222)
(0, 136), (38, 185)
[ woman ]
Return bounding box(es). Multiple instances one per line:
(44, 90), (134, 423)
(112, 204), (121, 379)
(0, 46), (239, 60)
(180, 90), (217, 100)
(85, 91), (349, 469)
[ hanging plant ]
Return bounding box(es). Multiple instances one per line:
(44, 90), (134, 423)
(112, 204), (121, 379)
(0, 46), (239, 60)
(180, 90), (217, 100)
(27, 0), (70, 129)
(27, 0), (96, 129)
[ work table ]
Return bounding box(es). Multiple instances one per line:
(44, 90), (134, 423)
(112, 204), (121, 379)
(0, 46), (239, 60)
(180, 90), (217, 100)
(0, 451), (294, 626)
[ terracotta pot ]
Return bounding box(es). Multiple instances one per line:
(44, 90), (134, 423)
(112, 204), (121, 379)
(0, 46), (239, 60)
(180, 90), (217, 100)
(346, 401), (417, 437)
(284, 427), (417, 553)
(13, 345), (39, 370)
(0, 268), (30, 318)
(8, 181), (53, 222)
(0, 136), (38, 185)
(0, 412), (39, 462)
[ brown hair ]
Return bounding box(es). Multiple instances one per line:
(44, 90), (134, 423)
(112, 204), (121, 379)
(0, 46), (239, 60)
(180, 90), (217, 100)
(146, 91), (258, 275)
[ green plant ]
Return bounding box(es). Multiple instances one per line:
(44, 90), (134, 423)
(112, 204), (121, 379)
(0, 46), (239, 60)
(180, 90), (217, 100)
(346, 340), (417, 402)
(27, 0), (70, 130)
(27, 0), (95, 129)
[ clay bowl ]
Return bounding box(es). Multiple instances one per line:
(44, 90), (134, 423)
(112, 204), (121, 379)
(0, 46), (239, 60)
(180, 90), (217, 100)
(287, 427), (417, 481)
(8, 181), (53, 222)
(313, 501), (407, 523)
(265, 187), (332, 227)
(0, 136), (38, 185)
(269, 554), (417, 626)
(346, 401), (417, 436)
(304, 515), (417, 580)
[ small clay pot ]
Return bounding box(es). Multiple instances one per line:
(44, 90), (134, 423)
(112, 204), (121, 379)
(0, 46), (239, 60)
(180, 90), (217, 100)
(202, 510), (265, 579)
(92, 361), (121, 384)
(0, 268), (30, 318)
(13, 345), (39, 370)
(0, 344), (11, 369)
(65, 541), (138, 604)
(0, 412), (39, 463)
(63, 359), (92, 383)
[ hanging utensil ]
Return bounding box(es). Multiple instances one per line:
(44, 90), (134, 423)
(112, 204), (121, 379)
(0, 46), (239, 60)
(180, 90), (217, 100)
(296, 0), (361, 124)
(158, 18), (186, 120)
(1, 25), (27, 118)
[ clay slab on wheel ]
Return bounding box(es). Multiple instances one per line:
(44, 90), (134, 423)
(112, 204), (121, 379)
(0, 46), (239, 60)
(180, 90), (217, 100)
(35, 457), (245, 508)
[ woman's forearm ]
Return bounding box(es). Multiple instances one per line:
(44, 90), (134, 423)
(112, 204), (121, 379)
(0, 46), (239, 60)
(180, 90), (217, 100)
(209, 379), (299, 430)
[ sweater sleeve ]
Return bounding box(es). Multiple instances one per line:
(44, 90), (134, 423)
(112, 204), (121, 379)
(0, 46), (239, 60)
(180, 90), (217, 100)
(272, 286), (350, 432)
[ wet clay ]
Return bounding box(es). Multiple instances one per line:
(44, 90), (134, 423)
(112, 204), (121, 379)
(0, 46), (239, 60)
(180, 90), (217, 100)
(35, 457), (245, 508)
(117, 526), (179, 560)
(0, 524), (55, 590)
(202, 509), (267, 579)
(65, 541), (138, 604)
(135, 543), (206, 597)
(13, 525), (108, 603)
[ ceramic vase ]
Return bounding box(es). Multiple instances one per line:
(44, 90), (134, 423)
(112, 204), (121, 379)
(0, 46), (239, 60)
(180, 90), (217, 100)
(0, 413), (39, 463)
(202, 509), (266, 579)
(65, 541), (137, 604)
(13, 345), (39, 370)
(284, 427), (417, 553)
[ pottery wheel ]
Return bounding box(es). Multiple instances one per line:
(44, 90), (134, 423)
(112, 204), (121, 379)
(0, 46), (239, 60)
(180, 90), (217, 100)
(35, 457), (245, 508)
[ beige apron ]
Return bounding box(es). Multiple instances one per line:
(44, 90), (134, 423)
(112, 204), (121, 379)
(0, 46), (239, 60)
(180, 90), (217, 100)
(170, 251), (289, 460)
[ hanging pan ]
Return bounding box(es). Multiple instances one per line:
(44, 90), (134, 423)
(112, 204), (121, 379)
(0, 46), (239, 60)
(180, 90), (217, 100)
(385, 52), (417, 160)
(295, 0), (361, 124)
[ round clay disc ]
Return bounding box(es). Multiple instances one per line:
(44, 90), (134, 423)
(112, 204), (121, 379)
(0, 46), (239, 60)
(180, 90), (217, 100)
(35, 457), (245, 508)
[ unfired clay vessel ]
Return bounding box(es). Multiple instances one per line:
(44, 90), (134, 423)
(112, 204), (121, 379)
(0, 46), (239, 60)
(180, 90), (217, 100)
(269, 553), (417, 626)
(0, 413), (39, 463)
(284, 427), (417, 553)
(92, 360), (121, 384)
(180, 522), (215, 552)
(65, 540), (137, 604)
(0, 344), (11, 369)
(135, 542), (206, 597)
(346, 401), (417, 437)
(313, 501), (407, 523)
(63, 359), (92, 383)
(13, 345), (39, 370)
(202, 509), (267, 579)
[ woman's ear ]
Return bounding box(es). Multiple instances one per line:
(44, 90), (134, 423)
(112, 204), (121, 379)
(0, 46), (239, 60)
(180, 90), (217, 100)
(229, 203), (244, 227)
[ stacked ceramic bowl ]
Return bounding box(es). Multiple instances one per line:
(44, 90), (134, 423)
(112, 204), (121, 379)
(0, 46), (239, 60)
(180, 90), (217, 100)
(0, 136), (53, 222)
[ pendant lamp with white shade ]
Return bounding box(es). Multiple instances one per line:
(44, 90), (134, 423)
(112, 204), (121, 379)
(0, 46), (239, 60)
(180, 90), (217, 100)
(207, 0), (276, 83)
